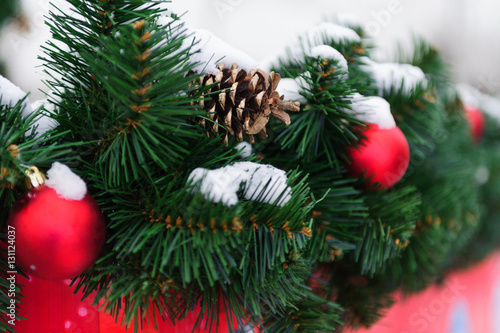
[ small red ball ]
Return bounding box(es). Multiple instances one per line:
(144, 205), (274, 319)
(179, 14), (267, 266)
(7, 185), (105, 280)
(347, 124), (410, 190)
(464, 105), (485, 143)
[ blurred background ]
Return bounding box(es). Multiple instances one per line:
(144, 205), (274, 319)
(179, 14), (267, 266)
(1, 0), (499, 100)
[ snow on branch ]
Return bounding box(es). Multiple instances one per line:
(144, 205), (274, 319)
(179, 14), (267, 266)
(360, 57), (427, 96)
(346, 93), (396, 129)
(0, 74), (32, 114)
(45, 162), (87, 201)
(188, 162), (292, 207)
(183, 28), (259, 75)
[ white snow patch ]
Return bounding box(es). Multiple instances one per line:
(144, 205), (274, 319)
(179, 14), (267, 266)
(457, 83), (481, 108)
(30, 99), (59, 137)
(0, 74), (32, 114)
(157, 15), (177, 28)
(360, 58), (427, 96)
(346, 93), (396, 129)
(45, 162), (87, 201)
(458, 83), (500, 124)
(304, 22), (361, 45)
(234, 142), (253, 158)
(309, 45), (348, 72)
(278, 78), (308, 104)
(479, 94), (500, 123)
(183, 29), (259, 75)
(188, 162), (291, 207)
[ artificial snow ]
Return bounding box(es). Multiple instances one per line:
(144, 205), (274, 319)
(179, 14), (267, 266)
(0, 74), (32, 114)
(360, 58), (427, 96)
(30, 99), (59, 137)
(479, 94), (500, 123)
(234, 142), (252, 158)
(183, 29), (259, 75)
(278, 78), (308, 104)
(157, 15), (176, 29)
(457, 83), (481, 108)
(188, 162), (291, 207)
(458, 83), (500, 124)
(45, 162), (87, 201)
(304, 22), (361, 45)
(309, 45), (348, 72)
(346, 93), (396, 129)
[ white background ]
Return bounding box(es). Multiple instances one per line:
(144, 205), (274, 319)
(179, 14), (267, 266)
(2, 0), (500, 99)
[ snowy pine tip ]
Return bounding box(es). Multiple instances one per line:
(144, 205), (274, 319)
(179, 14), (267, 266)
(347, 93), (396, 129)
(184, 28), (259, 75)
(0, 74), (32, 115)
(309, 45), (348, 72)
(45, 162), (87, 201)
(305, 22), (361, 44)
(188, 162), (291, 207)
(360, 58), (427, 96)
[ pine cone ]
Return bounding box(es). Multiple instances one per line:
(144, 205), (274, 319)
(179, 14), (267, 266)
(198, 63), (301, 144)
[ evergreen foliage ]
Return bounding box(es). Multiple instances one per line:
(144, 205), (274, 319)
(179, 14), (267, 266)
(1, 2), (500, 333)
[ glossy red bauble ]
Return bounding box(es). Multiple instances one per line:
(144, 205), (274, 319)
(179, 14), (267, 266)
(465, 105), (485, 143)
(7, 185), (105, 280)
(347, 124), (410, 190)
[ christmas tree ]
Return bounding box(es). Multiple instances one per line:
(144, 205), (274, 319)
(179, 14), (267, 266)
(1, 1), (500, 332)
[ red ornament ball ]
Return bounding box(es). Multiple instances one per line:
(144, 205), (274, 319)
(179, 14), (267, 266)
(7, 185), (105, 280)
(465, 105), (485, 143)
(347, 124), (410, 190)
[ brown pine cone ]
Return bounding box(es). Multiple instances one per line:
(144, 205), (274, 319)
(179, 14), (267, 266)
(198, 63), (301, 144)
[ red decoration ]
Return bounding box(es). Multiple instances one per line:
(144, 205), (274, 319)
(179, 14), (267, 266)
(11, 274), (249, 333)
(465, 105), (485, 143)
(7, 185), (105, 280)
(10, 253), (500, 333)
(347, 124), (410, 190)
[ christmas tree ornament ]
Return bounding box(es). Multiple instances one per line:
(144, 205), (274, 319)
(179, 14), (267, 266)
(183, 29), (300, 144)
(7, 162), (105, 280)
(198, 64), (301, 144)
(344, 94), (410, 189)
(464, 104), (485, 143)
(347, 124), (410, 190)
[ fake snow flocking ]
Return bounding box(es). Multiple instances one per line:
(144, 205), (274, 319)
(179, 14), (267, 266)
(188, 162), (292, 207)
(360, 58), (427, 96)
(45, 162), (87, 201)
(347, 93), (396, 129)
(183, 28), (259, 75)
(0, 74), (32, 115)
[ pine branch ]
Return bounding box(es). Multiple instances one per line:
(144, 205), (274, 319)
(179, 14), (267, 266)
(353, 185), (420, 276)
(0, 100), (73, 225)
(42, 0), (203, 185)
(262, 291), (343, 333)
(72, 132), (317, 330)
(273, 55), (365, 169)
